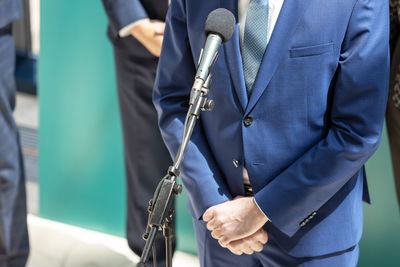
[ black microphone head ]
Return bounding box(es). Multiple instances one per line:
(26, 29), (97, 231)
(204, 8), (236, 43)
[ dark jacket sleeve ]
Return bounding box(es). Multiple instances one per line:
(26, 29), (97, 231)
(390, 0), (400, 54)
(101, 0), (148, 35)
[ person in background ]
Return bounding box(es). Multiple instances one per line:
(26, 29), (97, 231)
(389, 0), (400, 209)
(0, 0), (30, 266)
(154, 0), (388, 266)
(101, 1), (175, 265)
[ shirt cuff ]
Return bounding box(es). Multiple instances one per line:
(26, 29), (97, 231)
(118, 18), (147, 37)
(253, 197), (270, 222)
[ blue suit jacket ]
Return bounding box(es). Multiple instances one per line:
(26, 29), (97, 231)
(0, 0), (21, 29)
(154, 0), (389, 257)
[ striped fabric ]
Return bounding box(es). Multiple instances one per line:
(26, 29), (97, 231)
(0, 0), (29, 264)
(390, 0), (400, 109)
(393, 70), (400, 108)
(0, 0), (22, 29)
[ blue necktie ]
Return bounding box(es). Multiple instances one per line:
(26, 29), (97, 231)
(242, 0), (270, 96)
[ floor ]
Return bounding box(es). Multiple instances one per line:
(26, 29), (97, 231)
(25, 215), (199, 267)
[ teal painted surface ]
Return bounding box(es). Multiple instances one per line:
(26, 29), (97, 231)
(359, 127), (400, 267)
(38, 0), (399, 262)
(39, 1), (126, 236)
(39, 0), (197, 253)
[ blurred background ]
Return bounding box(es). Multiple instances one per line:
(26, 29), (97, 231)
(11, 1), (400, 266)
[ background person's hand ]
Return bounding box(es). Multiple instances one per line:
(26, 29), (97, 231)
(203, 196), (269, 246)
(130, 19), (165, 57)
(223, 228), (268, 255)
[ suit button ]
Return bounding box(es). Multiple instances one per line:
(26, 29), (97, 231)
(233, 159), (240, 168)
(243, 116), (253, 127)
(300, 222), (306, 227)
(312, 212), (317, 216)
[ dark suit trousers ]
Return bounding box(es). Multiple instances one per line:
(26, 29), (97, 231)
(112, 41), (176, 265)
(388, 36), (400, 209)
(0, 27), (29, 267)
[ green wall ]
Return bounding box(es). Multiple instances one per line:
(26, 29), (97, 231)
(38, 0), (196, 254)
(39, 1), (125, 236)
(39, 1), (399, 264)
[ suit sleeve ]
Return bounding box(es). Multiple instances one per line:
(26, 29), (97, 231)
(153, 0), (232, 220)
(101, 0), (148, 34)
(254, 0), (389, 237)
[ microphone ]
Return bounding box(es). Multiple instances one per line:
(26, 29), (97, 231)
(191, 8), (236, 98)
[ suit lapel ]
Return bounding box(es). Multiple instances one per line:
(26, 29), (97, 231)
(246, 0), (310, 114)
(219, 0), (248, 111)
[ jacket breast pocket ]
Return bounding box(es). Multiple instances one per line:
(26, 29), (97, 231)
(289, 43), (334, 58)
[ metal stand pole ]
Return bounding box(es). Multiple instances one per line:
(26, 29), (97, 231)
(164, 221), (173, 267)
(136, 74), (214, 267)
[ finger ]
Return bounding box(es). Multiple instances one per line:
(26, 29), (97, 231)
(206, 218), (222, 231)
(154, 36), (163, 56)
(152, 35), (163, 48)
(203, 208), (215, 222)
(241, 246), (254, 255)
(239, 234), (262, 253)
(251, 229), (267, 244)
(227, 239), (255, 255)
(219, 228), (251, 246)
(211, 229), (223, 240)
(228, 247), (243, 256)
(218, 239), (228, 248)
(256, 229), (268, 244)
(219, 235), (234, 247)
(224, 239), (240, 250)
(249, 241), (264, 253)
(226, 241), (244, 255)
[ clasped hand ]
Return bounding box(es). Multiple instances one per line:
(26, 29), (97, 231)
(130, 19), (165, 57)
(203, 196), (269, 255)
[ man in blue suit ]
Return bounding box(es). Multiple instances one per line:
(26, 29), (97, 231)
(154, 0), (389, 266)
(0, 0), (30, 266)
(101, 1), (175, 265)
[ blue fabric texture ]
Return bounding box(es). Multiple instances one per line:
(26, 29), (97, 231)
(0, 3), (29, 263)
(154, 0), (389, 260)
(0, 0), (22, 29)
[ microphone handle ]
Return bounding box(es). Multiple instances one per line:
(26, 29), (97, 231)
(195, 33), (222, 81)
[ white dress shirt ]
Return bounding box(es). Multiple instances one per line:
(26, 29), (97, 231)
(119, 0), (171, 37)
(119, 19), (146, 37)
(239, 0), (284, 186)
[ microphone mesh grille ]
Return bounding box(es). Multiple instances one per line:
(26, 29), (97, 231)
(204, 8), (236, 43)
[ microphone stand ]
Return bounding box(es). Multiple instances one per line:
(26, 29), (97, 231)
(137, 73), (215, 267)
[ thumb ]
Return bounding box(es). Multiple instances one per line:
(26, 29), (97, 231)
(203, 207), (215, 222)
